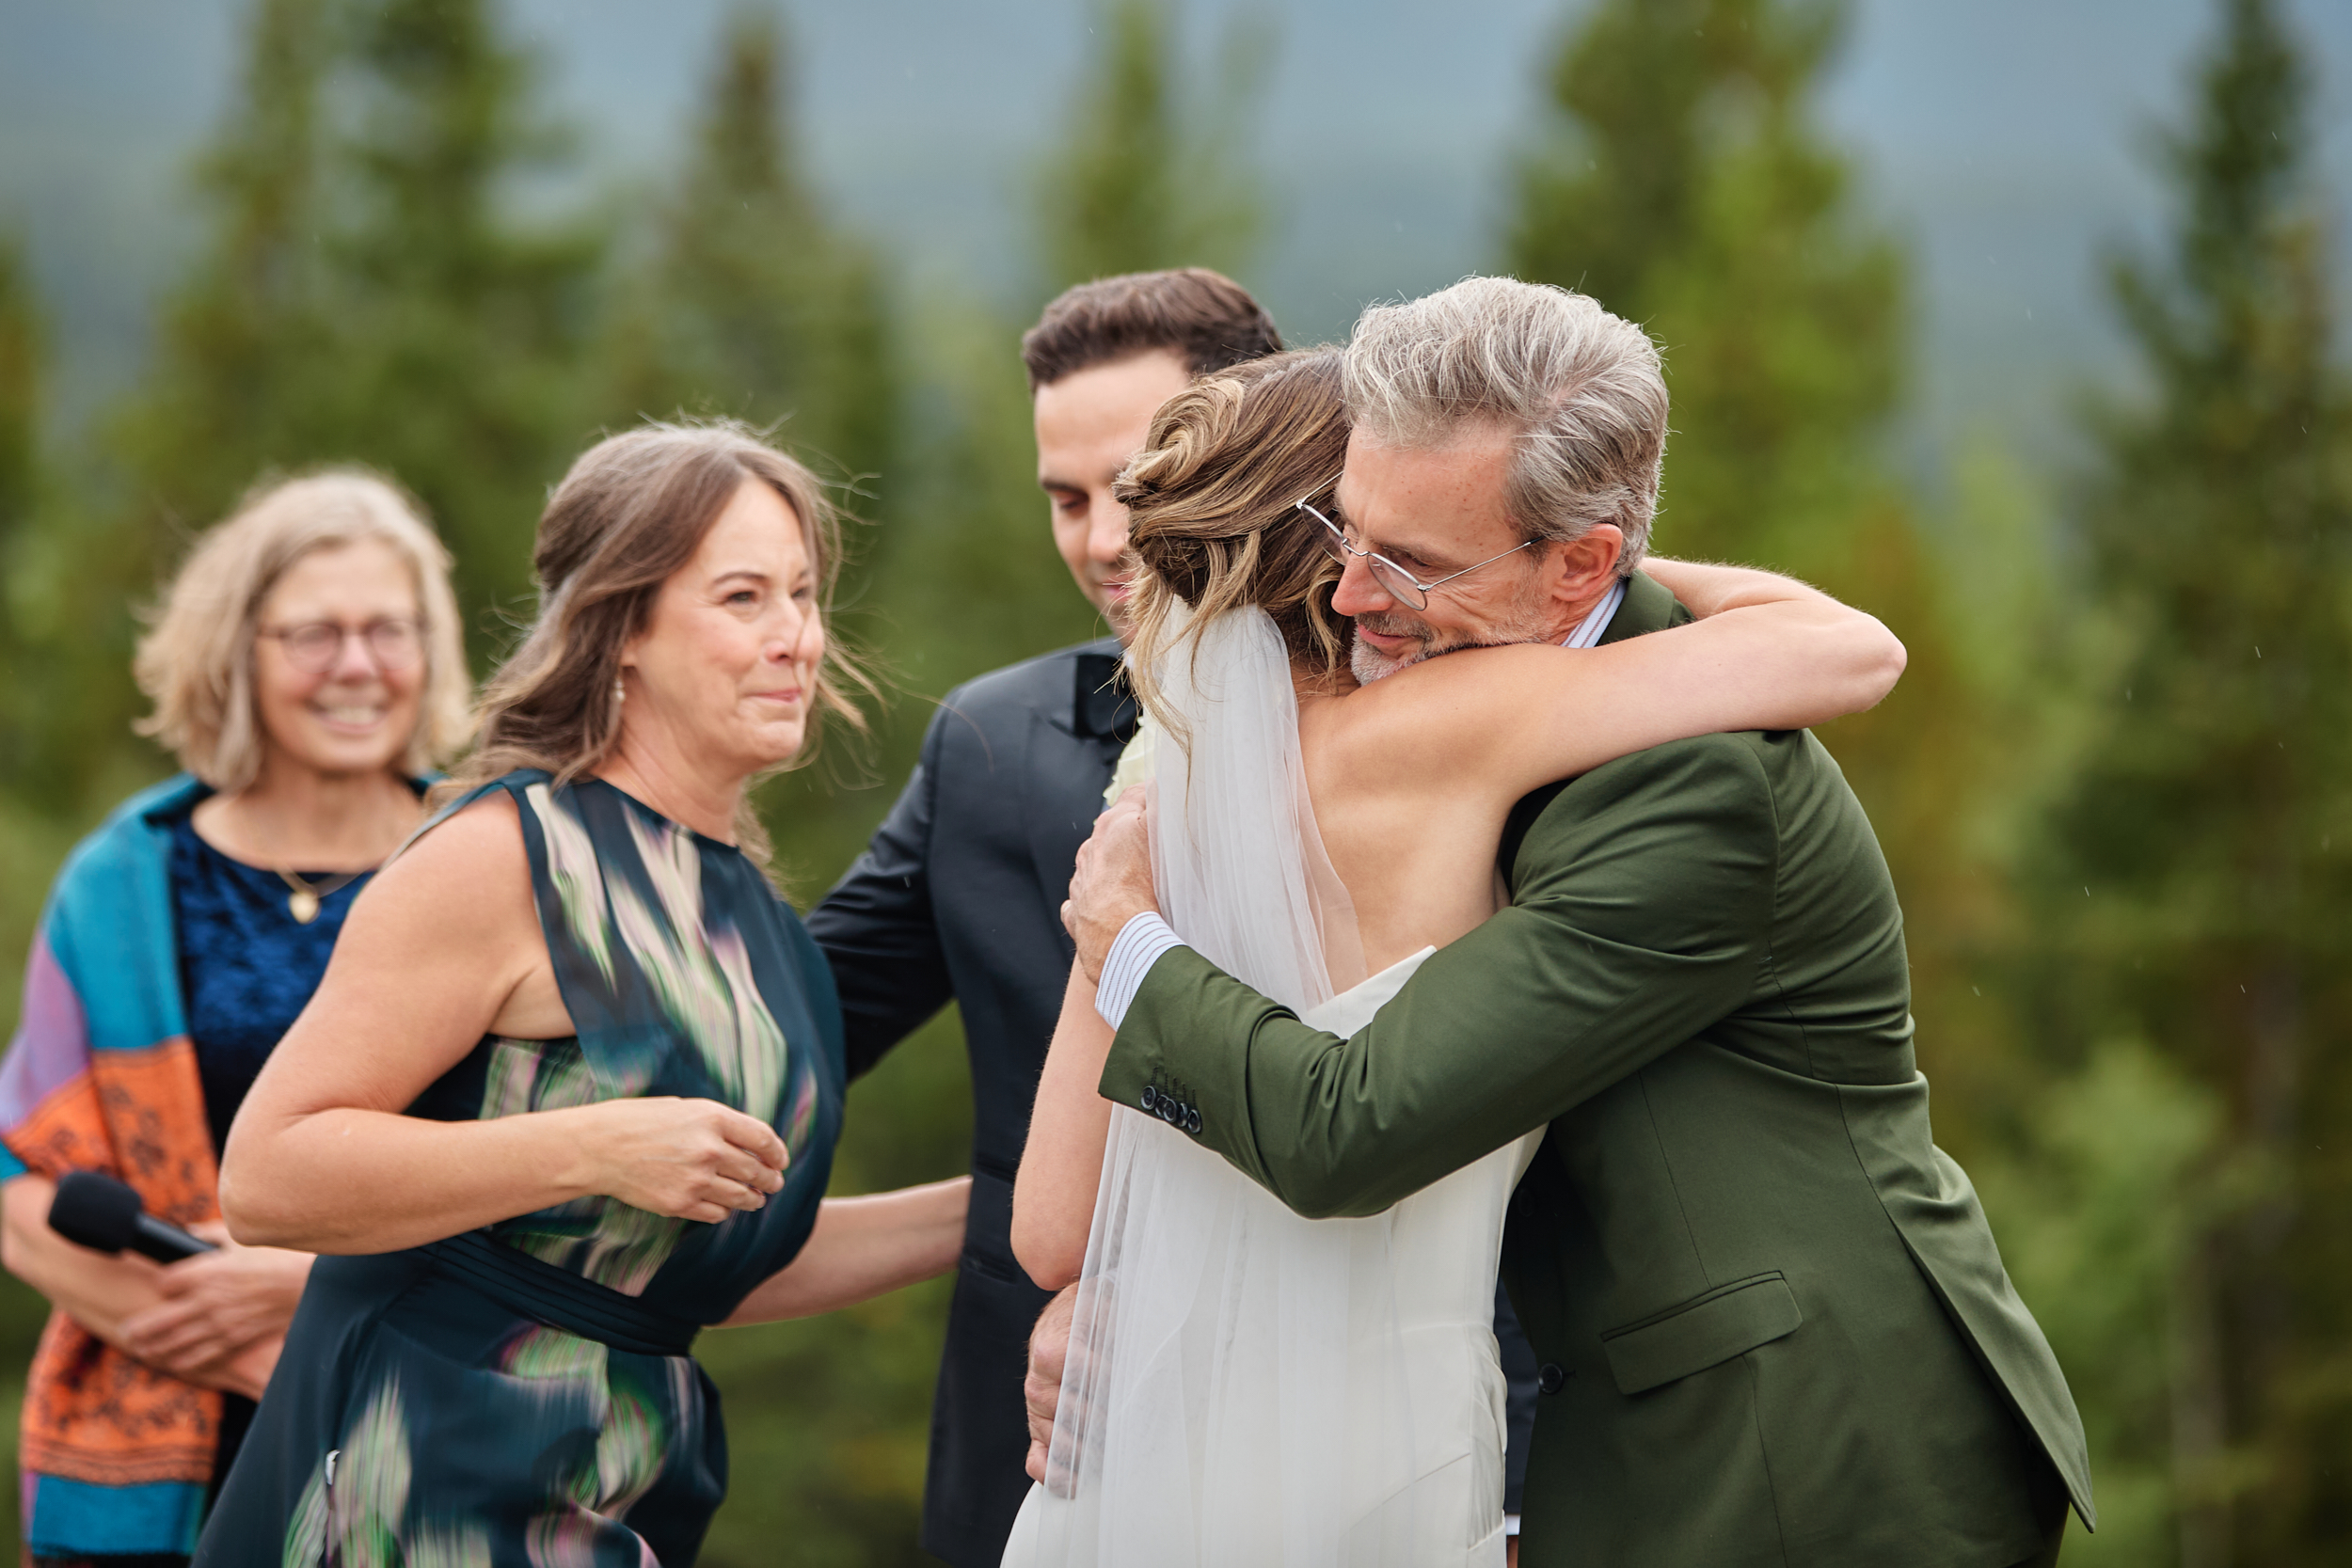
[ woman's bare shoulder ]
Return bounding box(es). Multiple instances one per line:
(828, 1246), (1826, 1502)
(348, 792), (533, 946)
(388, 791), (524, 876)
(1315, 643), (1576, 763)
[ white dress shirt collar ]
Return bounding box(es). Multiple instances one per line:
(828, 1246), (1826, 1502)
(1562, 578), (1629, 650)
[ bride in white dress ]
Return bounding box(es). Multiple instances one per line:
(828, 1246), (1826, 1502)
(1000, 350), (1905, 1567)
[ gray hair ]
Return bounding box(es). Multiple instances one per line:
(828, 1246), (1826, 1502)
(1341, 277), (1667, 577)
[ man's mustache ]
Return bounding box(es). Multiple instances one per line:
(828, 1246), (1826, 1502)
(1352, 612), (1429, 643)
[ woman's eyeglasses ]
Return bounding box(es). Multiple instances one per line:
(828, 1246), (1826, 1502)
(1295, 495), (1534, 612)
(256, 618), (425, 674)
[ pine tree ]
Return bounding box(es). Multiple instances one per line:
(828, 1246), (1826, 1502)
(0, 243), (34, 578)
(1503, 0), (2024, 1134)
(317, 0), (605, 626)
(607, 4), (893, 491)
(115, 0), (606, 658)
(111, 0), (334, 530)
(1508, 0), (1900, 575)
(39, 0), (342, 810)
(2039, 1), (2352, 1560)
(1039, 0), (1262, 289)
(0, 239), (41, 789)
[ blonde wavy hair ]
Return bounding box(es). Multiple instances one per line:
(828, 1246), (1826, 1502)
(438, 420), (873, 862)
(1115, 349), (1352, 738)
(135, 469), (472, 792)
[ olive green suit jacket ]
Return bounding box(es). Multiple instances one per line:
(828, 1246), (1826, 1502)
(1099, 574), (2092, 1568)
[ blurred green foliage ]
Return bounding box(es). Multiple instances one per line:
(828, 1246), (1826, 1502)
(1509, 0), (2351, 1560)
(2025, 0), (2352, 1559)
(1037, 0), (1265, 292)
(0, 0), (2344, 1562)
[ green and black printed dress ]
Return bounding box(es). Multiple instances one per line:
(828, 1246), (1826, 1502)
(195, 771), (844, 1567)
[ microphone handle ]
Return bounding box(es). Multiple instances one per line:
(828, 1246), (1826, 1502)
(129, 1212), (218, 1263)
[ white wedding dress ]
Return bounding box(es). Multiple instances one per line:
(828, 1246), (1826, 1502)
(1001, 609), (1541, 1568)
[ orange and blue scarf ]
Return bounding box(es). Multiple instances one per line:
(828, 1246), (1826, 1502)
(0, 774), (226, 1559)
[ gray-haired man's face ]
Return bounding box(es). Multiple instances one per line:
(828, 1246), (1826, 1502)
(1330, 427), (1609, 681)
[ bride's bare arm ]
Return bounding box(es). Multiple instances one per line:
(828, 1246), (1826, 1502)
(1011, 966), (1118, 1291)
(1327, 560), (1904, 803)
(1641, 556), (1861, 623)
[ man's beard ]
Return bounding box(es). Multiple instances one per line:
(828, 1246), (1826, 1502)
(1348, 602), (1558, 683)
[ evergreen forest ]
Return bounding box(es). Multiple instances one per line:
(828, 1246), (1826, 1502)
(0, 0), (2346, 1562)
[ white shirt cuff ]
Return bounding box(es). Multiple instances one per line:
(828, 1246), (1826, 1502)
(1504, 1513), (1521, 1537)
(1094, 911), (1184, 1028)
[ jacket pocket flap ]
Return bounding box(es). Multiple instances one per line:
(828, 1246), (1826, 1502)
(1601, 1273), (1804, 1395)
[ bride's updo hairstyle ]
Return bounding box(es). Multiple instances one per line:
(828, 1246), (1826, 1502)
(1117, 349), (1350, 733)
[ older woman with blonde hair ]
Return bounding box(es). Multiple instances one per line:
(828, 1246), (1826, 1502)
(0, 469), (470, 1565)
(195, 420), (968, 1564)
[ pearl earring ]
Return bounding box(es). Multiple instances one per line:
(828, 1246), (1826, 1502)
(612, 673), (626, 706)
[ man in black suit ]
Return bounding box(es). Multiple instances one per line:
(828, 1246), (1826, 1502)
(805, 270), (1285, 1565)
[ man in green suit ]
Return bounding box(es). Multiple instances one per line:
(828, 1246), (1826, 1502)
(1060, 277), (2093, 1566)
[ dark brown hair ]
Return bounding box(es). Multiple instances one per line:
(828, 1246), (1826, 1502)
(1116, 349), (1350, 736)
(440, 420), (873, 860)
(1021, 268), (1282, 389)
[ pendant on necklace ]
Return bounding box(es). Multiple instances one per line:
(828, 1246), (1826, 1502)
(287, 889), (321, 925)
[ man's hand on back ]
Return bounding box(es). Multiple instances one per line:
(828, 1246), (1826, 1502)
(1025, 1284), (1079, 1484)
(1061, 786), (1158, 983)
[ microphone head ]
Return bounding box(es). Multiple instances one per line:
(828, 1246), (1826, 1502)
(49, 1171), (144, 1256)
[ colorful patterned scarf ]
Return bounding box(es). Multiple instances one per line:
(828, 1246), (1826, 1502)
(0, 775), (224, 1559)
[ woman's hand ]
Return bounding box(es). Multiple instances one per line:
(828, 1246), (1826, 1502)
(117, 1225), (311, 1380)
(150, 1330), (286, 1402)
(572, 1097), (788, 1223)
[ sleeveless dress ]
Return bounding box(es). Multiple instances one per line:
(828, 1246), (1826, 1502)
(195, 771), (844, 1566)
(1002, 611), (1540, 1567)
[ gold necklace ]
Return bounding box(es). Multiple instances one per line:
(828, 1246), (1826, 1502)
(274, 867), (364, 925)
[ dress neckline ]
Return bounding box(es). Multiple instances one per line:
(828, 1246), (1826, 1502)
(173, 814), (367, 886)
(577, 774), (742, 855)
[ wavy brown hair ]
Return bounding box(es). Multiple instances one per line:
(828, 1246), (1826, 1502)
(1116, 349), (1350, 737)
(439, 420), (872, 860)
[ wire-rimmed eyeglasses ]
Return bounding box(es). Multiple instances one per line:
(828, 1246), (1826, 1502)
(1295, 493), (1534, 611)
(256, 618), (425, 674)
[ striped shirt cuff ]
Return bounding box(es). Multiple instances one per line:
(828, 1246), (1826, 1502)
(1094, 911), (1184, 1028)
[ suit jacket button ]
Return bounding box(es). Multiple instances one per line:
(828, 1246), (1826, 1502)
(1537, 1363), (1567, 1395)
(1184, 1108), (1201, 1134)
(1140, 1086), (1158, 1113)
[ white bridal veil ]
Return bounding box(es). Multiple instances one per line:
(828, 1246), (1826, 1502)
(1009, 608), (1452, 1568)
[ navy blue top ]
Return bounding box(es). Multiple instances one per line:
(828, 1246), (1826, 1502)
(168, 816), (373, 1156)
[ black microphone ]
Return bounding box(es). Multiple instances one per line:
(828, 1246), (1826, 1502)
(48, 1171), (218, 1263)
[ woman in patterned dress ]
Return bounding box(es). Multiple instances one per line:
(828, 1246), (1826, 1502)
(196, 423), (969, 1564)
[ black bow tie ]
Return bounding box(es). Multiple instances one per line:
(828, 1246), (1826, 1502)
(1073, 653), (1140, 745)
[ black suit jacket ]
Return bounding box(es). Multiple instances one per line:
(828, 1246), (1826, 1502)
(810, 638), (1539, 1565)
(808, 640), (1135, 1565)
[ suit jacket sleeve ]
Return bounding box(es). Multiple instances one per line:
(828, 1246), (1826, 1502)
(1100, 734), (1782, 1218)
(805, 705), (957, 1081)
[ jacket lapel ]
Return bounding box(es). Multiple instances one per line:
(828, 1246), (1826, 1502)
(1025, 641), (1134, 933)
